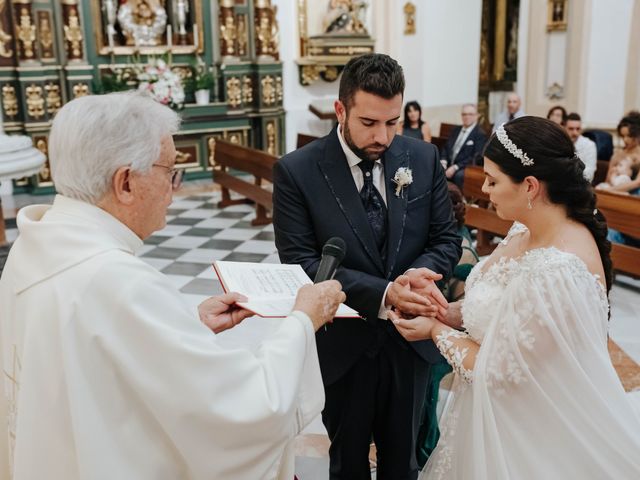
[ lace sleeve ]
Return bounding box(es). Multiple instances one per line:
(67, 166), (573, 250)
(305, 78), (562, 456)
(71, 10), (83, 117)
(435, 329), (474, 384)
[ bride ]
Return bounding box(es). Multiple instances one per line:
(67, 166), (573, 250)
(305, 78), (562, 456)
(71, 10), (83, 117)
(390, 116), (640, 479)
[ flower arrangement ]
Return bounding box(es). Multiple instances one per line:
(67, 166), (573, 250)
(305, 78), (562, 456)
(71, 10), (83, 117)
(392, 167), (413, 197)
(137, 58), (185, 109)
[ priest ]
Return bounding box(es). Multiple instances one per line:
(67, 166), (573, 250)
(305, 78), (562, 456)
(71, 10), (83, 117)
(0, 92), (346, 480)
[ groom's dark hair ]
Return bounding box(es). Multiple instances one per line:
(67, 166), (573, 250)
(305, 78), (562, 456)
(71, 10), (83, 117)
(339, 53), (405, 109)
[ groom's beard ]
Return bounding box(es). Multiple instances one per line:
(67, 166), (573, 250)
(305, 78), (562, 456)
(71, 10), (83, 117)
(343, 122), (389, 162)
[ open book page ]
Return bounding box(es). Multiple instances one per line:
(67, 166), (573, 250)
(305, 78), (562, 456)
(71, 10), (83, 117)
(213, 261), (360, 318)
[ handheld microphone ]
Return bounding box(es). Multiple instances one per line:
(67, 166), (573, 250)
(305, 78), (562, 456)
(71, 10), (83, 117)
(314, 237), (346, 283)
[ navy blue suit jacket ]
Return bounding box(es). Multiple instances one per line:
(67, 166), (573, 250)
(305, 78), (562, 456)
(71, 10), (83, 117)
(273, 128), (462, 385)
(440, 124), (487, 169)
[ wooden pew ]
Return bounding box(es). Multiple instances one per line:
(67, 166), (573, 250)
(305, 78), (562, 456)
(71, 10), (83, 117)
(463, 165), (640, 276)
(595, 190), (640, 277)
(462, 166), (511, 255)
(211, 139), (278, 226)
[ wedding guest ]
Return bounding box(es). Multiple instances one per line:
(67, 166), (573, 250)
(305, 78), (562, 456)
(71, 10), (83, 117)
(439, 103), (487, 189)
(605, 111), (640, 194)
(0, 92), (347, 480)
(546, 105), (567, 126)
(492, 92), (524, 132)
(391, 116), (640, 478)
(397, 100), (432, 142)
(565, 112), (597, 182)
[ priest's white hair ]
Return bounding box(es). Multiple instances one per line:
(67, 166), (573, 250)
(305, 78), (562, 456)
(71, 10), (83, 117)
(49, 91), (181, 204)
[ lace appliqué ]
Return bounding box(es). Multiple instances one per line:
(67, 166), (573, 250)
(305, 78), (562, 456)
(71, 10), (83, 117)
(435, 330), (473, 384)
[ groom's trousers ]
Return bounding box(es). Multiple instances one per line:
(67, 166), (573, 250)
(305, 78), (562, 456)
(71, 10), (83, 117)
(321, 320), (431, 480)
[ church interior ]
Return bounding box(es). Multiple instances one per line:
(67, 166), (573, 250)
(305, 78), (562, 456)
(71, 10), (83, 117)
(0, 0), (638, 478)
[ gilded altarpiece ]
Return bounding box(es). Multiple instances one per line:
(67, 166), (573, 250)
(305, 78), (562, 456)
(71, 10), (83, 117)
(1, 0), (284, 194)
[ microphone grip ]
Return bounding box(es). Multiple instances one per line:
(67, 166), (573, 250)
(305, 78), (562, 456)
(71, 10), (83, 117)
(314, 256), (341, 283)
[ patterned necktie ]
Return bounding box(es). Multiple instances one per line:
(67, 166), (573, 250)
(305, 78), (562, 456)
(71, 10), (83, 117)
(452, 129), (466, 161)
(509, 113), (515, 121)
(358, 160), (387, 261)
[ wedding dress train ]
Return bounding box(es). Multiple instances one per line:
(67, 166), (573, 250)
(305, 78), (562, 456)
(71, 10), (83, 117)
(421, 224), (640, 479)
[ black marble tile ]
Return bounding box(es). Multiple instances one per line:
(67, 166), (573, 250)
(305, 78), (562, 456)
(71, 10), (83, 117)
(214, 211), (249, 219)
(161, 262), (210, 276)
(252, 231), (276, 241)
(232, 220), (263, 229)
(180, 278), (225, 296)
(167, 217), (201, 226)
(166, 208), (188, 216)
(182, 227), (222, 237)
(199, 239), (243, 250)
(221, 252), (269, 263)
(144, 235), (168, 245)
(141, 247), (190, 259)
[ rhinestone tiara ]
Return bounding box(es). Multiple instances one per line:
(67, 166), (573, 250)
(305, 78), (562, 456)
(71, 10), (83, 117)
(496, 124), (534, 166)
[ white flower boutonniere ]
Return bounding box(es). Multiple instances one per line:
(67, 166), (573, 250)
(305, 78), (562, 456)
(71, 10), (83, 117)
(392, 167), (413, 197)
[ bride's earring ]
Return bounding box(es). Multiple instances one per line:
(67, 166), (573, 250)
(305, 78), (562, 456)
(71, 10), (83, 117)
(527, 197), (532, 210)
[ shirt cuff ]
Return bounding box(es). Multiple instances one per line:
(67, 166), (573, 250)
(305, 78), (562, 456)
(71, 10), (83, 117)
(378, 282), (393, 320)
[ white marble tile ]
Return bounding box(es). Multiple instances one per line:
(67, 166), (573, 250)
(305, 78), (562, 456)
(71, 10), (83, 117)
(221, 204), (255, 213)
(159, 235), (209, 249)
(197, 266), (224, 279)
(135, 245), (157, 257)
(153, 224), (191, 237)
(139, 257), (173, 270)
(163, 274), (194, 290)
(212, 228), (259, 241)
(170, 199), (206, 209)
(194, 217), (242, 229)
(234, 240), (277, 254)
(178, 208), (219, 219)
(261, 223), (275, 232)
(177, 248), (230, 264)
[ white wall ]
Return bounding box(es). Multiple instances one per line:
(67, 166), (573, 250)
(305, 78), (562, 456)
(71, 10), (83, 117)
(581, 0), (634, 127)
(274, 0), (483, 151)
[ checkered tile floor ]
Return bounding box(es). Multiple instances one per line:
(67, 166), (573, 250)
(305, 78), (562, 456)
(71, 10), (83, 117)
(139, 192), (280, 311)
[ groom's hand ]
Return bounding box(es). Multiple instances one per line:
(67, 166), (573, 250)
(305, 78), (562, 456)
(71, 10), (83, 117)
(386, 275), (439, 317)
(405, 268), (448, 319)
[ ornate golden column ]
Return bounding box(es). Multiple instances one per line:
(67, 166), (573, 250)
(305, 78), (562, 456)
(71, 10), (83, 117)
(62, 0), (84, 61)
(12, 0), (36, 62)
(219, 0), (237, 59)
(255, 0), (279, 60)
(492, 0), (507, 82)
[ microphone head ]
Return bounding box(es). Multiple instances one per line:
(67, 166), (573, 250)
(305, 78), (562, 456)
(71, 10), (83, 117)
(322, 237), (346, 262)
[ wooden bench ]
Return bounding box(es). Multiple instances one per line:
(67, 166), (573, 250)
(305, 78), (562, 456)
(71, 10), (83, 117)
(211, 139), (278, 226)
(463, 166), (640, 276)
(462, 166), (511, 255)
(595, 190), (640, 277)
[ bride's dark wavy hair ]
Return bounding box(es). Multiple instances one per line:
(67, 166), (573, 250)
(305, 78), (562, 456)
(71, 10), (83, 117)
(484, 116), (613, 293)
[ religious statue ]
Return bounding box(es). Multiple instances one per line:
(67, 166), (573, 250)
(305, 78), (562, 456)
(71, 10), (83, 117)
(255, 6), (279, 58)
(322, 0), (368, 35)
(117, 0), (167, 46)
(173, 0), (188, 40)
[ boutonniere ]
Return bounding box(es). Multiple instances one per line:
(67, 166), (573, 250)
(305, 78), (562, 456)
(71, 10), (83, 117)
(392, 167), (413, 197)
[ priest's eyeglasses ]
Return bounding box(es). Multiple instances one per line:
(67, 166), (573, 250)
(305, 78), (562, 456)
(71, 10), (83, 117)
(152, 163), (183, 190)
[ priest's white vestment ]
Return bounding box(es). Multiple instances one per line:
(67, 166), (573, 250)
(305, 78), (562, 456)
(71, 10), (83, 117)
(0, 195), (324, 480)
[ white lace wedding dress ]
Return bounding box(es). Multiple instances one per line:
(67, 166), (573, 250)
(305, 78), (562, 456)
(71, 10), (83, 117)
(420, 224), (640, 479)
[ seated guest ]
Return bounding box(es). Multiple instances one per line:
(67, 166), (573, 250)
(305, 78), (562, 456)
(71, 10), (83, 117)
(397, 100), (432, 141)
(492, 92), (525, 132)
(547, 105), (567, 126)
(0, 92), (347, 480)
(565, 112), (597, 182)
(441, 183), (479, 302)
(596, 156), (638, 190)
(440, 103), (487, 189)
(605, 111), (640, 194)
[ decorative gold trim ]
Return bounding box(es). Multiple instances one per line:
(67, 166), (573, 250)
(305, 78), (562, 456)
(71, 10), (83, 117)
(44, 82), (61, 115)
(2, 84), (18, 117)
(547, 0), (568, 32)
(25, 83), (45, 119)
(261, 74), (276, 106)
(0, 0), (13, 58)
(226, 76), (242, 108)
(16, 7), (36, 59)
(403, 2), (416, 35)
(265, 119), (277, 155)
(72, 82), (89, 98)
(63, 5), (83, 59)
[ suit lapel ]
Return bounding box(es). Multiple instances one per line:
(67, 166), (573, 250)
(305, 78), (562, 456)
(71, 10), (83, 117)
(383, 140), (409, 278)
(317, 129), (385, 274)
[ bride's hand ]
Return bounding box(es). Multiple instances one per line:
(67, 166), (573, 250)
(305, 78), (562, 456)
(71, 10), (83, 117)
(388, 309), (437, 341)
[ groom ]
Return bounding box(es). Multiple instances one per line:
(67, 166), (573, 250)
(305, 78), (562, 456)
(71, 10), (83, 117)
(273, 54), (461, 479)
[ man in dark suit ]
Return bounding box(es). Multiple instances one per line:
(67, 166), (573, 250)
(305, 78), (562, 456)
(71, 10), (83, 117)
(273, 54), (461, 480)
(440, 103), (487, 190)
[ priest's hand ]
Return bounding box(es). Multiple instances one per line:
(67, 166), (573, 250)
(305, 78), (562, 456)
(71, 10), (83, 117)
(293, 280), (346, 331)
(198, 293), (254, 334)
